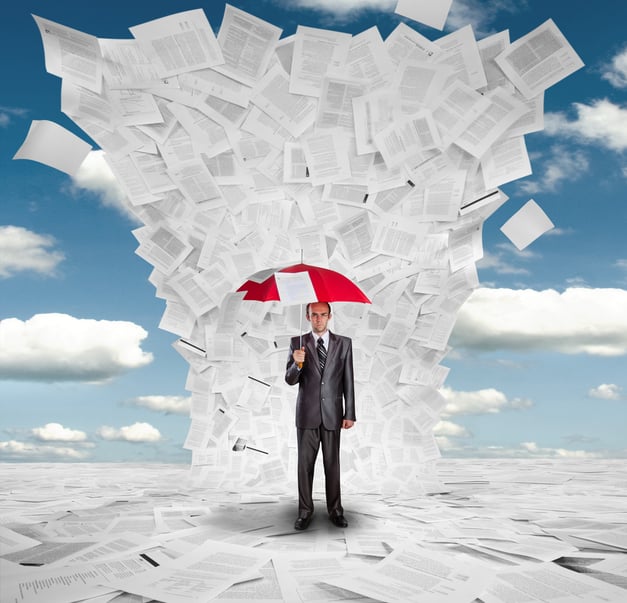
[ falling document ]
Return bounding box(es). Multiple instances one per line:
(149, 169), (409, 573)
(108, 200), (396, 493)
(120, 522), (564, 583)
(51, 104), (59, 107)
(395, 0), (453, 31)
(274, 271), (318, 304)
(13, 120), (92, 176)
(500, 199), (554, 250)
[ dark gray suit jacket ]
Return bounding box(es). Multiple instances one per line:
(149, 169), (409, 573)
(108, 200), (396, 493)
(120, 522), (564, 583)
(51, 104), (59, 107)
(285, 331), (356, 430)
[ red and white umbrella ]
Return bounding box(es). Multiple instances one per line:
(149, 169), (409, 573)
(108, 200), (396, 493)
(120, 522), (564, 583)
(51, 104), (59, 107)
(237, 263), (370, 359)
(237, 262), (370, 305)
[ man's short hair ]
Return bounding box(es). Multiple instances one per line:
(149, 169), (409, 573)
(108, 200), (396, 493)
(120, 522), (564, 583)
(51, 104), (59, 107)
(306, 302), (331, 316)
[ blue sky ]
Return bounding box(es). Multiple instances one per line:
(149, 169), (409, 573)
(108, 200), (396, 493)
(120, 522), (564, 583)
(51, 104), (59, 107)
(1, 0), (626, 463)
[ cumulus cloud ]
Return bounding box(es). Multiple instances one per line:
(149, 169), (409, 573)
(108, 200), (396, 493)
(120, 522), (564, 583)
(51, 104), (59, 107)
(440, 441), (608, 459)
(453, 287), (627, 356)
(276, 0), (522, 33)
(97, 422), (162, 442)
(0, 226), (65, 278)
(602, 46), (627, 89)
(70, 151), (131, 219)
(446, 0), (525, 36)
(477, 252), (529, 276)
(434, 436), (457, 451)
(279, 0), (395, 18)
(128, 395), (191, 414)
(441, 386), (532, 416)
(433, 420), (470, 437)
(588, 383), (624, 400)
(520, 441), (602, 459)
(0, 313), (153, 382)
(31, 423), (88, 442)
(0, 440), (90, 460)
(544, 99), (627, 152)
(0, 105), (28, 128)
(519, 145), (589, 195)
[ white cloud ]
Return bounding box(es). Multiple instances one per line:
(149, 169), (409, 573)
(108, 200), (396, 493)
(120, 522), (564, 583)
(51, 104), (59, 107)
(544, 99), (627, 152)
(544, 227), (574, 237)
(520, 442), (602, 459)
(70, 151), (131, 219)
(440, 441), (607, 459)
(433, 420), (470, 437)
(445, 0), (526, 36)
(588, 383), (624, 400)
(453, 287), (627, 356)
(477, 250), (531, 276)
(519, 146), (589, 194)
(0, 105), (28, 128)
(283, 0), (395, 18)
(31, 422), (88, 442)
(434, 436), (456, 451)
(602, 46), (627, 89)
(279, 0), (522, 33)
(97, 422), (162, 443)
(0, 440), (90, 460)
(0, 226), (65, 278)
(441, 386), (532, 416)
(445, 0), (499, 34)
(128, 395), (191, 414)
(0, 313), (153, 382)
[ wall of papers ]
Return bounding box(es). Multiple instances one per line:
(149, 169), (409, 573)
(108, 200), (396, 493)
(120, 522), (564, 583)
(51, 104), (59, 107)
(20, 3), (583, 495)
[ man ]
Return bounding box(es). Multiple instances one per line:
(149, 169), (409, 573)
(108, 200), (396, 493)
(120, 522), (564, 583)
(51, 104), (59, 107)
(285, 301), (355, 531)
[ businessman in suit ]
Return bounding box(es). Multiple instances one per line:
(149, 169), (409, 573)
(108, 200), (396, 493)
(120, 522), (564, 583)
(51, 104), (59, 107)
(285, 301), (355, 530)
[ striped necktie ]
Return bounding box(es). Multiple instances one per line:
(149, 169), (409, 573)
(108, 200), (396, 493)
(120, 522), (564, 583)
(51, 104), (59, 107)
(317, 337), (327, 372)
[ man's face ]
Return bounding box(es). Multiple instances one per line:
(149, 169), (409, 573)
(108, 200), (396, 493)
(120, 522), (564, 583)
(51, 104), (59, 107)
(307, 302), (331, 335)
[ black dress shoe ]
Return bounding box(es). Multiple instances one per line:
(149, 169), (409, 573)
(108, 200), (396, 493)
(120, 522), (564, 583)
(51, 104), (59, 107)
(330, 514), (348, 528)
(294, 515), (312, 530)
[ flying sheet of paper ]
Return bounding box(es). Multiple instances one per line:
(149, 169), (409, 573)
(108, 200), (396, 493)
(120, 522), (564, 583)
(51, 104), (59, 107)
(214, 4), (282, 86)
(500, 199), (554, 250)
(33, 15), (103, 92)
(13, 120), (92, 176)
(290, 26), (352, 97)
(274, 271), (317, 304)
(129, 9), (224, 78)
(495, 18), (584, 98)
(394, 0), (453, 31)
(481, 135), (532, 190)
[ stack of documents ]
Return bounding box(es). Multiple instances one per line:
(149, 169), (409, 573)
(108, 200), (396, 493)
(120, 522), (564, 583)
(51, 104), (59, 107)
(21, 4), (583, 493)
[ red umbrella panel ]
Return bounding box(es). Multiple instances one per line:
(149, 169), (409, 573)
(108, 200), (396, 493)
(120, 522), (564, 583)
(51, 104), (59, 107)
(237, 263), (371, 304)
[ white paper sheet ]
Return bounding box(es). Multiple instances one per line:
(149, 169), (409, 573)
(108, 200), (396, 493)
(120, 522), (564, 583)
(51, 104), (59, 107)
(13, 120), (92, 176)
(495, 19), (584, 98)
(395, 0), (452, 31)
(500, 199), (554, 250)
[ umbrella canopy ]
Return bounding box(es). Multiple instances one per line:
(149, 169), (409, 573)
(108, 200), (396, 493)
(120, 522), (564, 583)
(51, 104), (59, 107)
(237, 263), (370, 304)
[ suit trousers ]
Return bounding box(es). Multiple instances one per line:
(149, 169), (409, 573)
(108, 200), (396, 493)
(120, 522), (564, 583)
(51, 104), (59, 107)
(296, 426), (343, 517)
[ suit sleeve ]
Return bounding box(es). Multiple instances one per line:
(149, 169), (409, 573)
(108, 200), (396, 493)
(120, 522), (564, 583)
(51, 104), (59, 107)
(343, 338), (356, 421)
(285, 338), (301, 386)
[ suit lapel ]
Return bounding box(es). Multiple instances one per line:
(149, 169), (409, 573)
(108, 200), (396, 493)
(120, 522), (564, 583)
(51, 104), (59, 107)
(325, 332), (340, 370)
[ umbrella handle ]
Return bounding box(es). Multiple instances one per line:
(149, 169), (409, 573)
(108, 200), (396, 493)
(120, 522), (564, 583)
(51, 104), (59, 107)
(296, 344), (305, 369)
